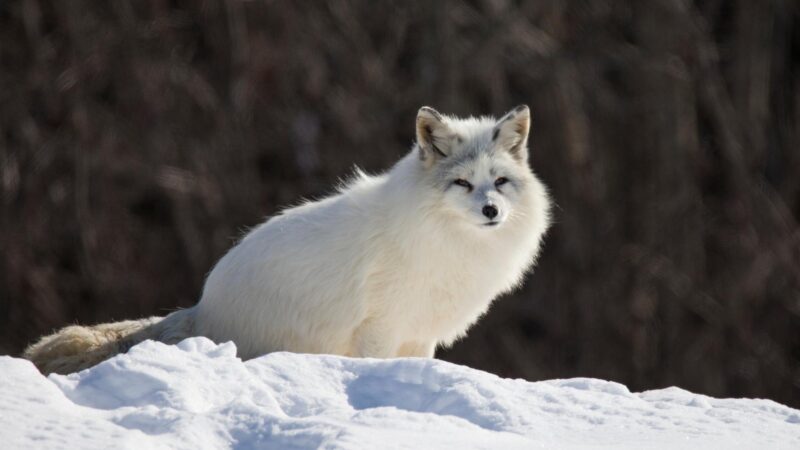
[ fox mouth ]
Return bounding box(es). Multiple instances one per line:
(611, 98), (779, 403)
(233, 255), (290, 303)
(483, 221), (499, 227)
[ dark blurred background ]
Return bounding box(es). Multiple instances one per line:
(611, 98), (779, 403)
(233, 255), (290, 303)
(1, 0), (799, 407)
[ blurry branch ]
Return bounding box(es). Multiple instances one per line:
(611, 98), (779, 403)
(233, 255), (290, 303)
(687, 2), (800, 282)
(624, 245), (724, 326)
(156, 166), (207, 285)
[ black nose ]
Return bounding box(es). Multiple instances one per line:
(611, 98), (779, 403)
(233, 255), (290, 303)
(482, 205), (498, 219)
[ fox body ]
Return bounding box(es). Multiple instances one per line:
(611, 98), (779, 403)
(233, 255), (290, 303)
(24, 105), (551, 373)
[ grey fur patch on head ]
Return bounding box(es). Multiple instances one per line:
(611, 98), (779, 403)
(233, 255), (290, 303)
(430, 147), (484, 190)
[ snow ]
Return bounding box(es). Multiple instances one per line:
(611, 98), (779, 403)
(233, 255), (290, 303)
(1, 337), (798, 449)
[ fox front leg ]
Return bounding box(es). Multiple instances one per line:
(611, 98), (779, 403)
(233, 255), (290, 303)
(396, 341), (436, 358)
(349, 318), (400, 358)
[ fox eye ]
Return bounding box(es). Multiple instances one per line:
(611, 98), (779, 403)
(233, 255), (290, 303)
(453, 179), (473, 191)
(495, 177), (510, 187)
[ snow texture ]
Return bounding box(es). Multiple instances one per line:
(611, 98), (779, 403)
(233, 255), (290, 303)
(1, 337), (798, 449)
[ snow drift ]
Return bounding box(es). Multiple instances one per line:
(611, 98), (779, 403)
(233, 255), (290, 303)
(1, 337), (798, 449)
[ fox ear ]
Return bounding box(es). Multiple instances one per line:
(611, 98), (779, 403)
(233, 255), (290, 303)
(416, 106), (452, 167)
(492, 105), (530, 163)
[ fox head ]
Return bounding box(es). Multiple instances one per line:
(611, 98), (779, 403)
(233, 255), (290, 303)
(415, 105), (535, 230)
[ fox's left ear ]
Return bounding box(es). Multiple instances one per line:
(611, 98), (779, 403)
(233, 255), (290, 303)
(492, 105), (531, 163)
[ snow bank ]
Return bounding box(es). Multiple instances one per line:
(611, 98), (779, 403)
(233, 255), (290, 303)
(1, 337), (798, 449)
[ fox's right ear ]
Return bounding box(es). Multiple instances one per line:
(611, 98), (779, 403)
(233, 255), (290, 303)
(416, 106), (452, 168)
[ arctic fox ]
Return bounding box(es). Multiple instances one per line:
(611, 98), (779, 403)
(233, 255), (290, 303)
(24, 105), (551, 374)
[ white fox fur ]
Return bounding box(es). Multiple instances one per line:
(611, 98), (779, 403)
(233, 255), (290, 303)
(24, 105), (551, 374)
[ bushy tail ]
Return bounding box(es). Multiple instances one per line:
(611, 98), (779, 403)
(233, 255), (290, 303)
(23, 308), (196, 375)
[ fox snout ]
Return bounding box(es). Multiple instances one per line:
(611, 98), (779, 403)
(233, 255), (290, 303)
(478, 190), (508, 226)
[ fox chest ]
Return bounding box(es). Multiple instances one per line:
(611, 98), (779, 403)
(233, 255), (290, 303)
(365, 246), (515, 340)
